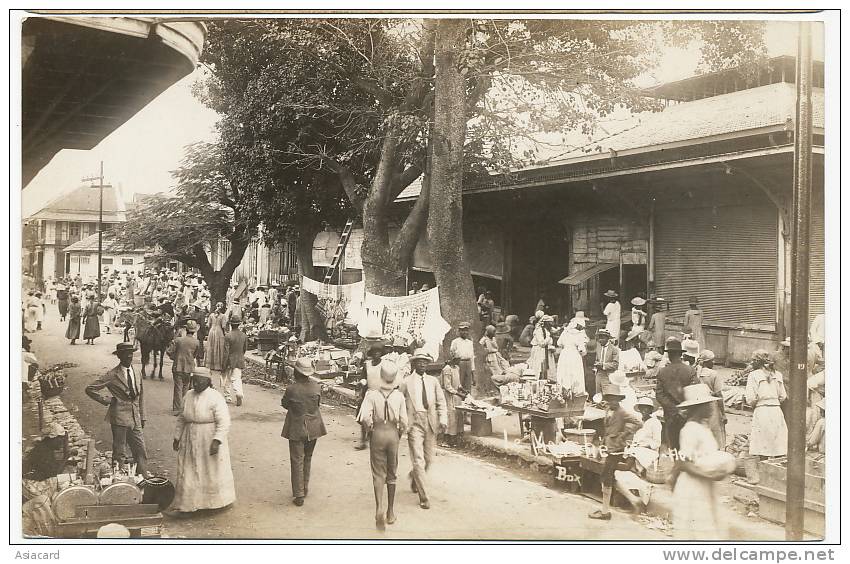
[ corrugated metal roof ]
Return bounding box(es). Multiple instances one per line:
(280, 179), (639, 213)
(549, 83), (824, 162)
(396, 83), (824, 201)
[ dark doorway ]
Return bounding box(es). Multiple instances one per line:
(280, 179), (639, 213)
(598, 264), (647, 312)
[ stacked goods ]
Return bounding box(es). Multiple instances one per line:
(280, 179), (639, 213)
(728, 365), (754, 387)
(725, 433), (751, 477)
(38, 363), (76, 398)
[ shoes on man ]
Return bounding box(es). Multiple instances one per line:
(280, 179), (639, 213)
(386, 512), (396, 525)
(355, 443), (367, 451)
(588, 510), (612, 520)
(375, 515), (386, 531)
(236, 397), (243, 407)
(419, 500), (430, 510)
(294, 497), (304, 507)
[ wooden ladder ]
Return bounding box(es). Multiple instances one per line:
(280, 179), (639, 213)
(323, 219), (355, 285)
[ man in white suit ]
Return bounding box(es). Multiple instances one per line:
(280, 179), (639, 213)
(400, 348), (447, 509)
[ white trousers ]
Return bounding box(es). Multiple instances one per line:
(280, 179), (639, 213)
(220, 368), (244, 402)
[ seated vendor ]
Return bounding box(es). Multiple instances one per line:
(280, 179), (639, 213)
(613, 396), (662, 515)
(588, 384), (642, 521)
(806, 400), (825, 453)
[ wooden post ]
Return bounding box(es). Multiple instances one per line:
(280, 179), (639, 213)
(786, 21), (813, 541)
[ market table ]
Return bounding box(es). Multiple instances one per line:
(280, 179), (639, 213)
(500, 404), (578, 451)
(454, 405), (502, 437)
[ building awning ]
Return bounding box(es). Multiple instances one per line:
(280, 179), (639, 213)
(558, 262), (618, 286)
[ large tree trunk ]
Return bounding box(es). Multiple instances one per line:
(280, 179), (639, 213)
(429, 19), (494, 397)
(206, 272), (231, 307)
(295, 230), (327, 342)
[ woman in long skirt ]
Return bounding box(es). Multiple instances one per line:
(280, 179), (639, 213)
(528, 315), (557, 381)
(673, 384), (729, 540)
(480, 325), (510, 379)
(745, 350), (788, 458)
(556, 319), (588, 395)
(56, 285), (69, 322)
(82, 294), (101, 344)
(170, 367), (235, 513)
(695, 350), (727, 449)
(24, 291), (39, 332)
(65, 297), (82, 344)
(439, 356), (466, 445)
(205, 302), (228, 383)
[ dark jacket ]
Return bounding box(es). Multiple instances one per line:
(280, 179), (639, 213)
(281, 379), (327, 441)
(224, 329), (248, 371)
(172, 335), (199, 374)
(85, 364), (145, 428)
(655, 360), (699, 414)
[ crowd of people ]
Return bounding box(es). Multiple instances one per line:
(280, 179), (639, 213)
(28, 267), (826, 537)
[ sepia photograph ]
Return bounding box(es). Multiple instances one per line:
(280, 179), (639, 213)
(9, 5), (839, 550)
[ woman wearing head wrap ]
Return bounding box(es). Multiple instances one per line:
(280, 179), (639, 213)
(745, 349), (788, 458)
(479, 324), (510, 381)
(170, 367), (235, 513)
(555, 317), (588, 395)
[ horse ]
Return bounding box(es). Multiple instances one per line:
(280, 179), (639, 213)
(119, 309), (175, 380)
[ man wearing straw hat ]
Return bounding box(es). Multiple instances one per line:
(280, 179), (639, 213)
(281, 358), (327, 507)
(358, 359), (408, 530)
(400, 348), (447, 510)
(171, 319), (200, 415)
(655, 338), (699, 450)
(85, 342), (148, 477)
(588, 384), (641, 521)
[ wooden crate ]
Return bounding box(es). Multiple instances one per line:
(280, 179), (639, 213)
(758, 459), (824, 505)
(55, 504), (163, 539)
(754, 485), (825, 537)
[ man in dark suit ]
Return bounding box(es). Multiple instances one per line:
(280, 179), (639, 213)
(171, 319), (199, 415)
(85, 342), (148, 476)
(223, 317), (248, 406)
(655, 338), (699, 450)
(281, 358), (327, 507)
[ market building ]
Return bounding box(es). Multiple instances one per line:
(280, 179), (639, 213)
(62, 233), (148, 281)
(22, 183), (127, 283)
(329, 55), (825, 363)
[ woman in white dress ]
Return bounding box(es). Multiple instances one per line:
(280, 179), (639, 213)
(170, 367), (235, 513)
(673, 384), (732, 540)
(745, 350), (788, 458)
(527, 315), (556, 381)
(555, 318), (587, 394)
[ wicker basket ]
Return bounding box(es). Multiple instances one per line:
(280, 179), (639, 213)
(645, 453), (675, 484)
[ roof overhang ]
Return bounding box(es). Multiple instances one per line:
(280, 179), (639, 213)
(558, 262), (618, 286)
(21, 16), (206, 187)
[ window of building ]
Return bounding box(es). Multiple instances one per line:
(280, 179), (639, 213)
(122, 258), (134, 266)
(69, 223), (80, 237)
(102, 258), (113, 265)
(79, 256), (90, 264)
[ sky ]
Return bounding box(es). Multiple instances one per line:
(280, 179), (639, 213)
(20, 19), (822, 218)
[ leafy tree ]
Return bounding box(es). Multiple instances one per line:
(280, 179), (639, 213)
(199, 17), (764, 395)
(113, 141), (257, 305)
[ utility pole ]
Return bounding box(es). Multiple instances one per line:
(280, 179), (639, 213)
(82, 161), (104, 301)
(786, 21), (812, 541)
